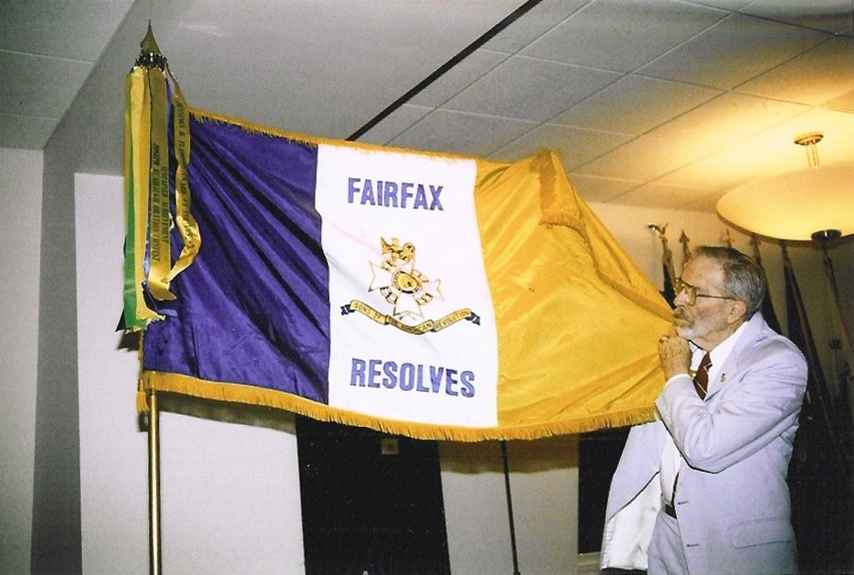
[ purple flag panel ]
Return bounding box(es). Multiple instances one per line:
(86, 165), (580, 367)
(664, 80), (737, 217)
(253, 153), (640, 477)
(143, 117), (331, 403)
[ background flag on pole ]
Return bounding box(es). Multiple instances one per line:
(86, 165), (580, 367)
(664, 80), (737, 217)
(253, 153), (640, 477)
(749, 236), (782, 334)
(648, 224), (676, 307)
(783, 245), (851, 573)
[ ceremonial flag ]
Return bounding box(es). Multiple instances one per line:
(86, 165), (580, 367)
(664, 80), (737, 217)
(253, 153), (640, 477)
(660, 229), (677, 307)
(126, 105), (673, 440)
(750, 237), (782, 334)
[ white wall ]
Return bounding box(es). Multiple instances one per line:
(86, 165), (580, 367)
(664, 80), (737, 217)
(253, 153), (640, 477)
(33, 2), (150, 571)
(75, 174), (306, 575)
(440, 438), (578, 575)
(74, 173), (147, 574)
(0, 148), (43, 575)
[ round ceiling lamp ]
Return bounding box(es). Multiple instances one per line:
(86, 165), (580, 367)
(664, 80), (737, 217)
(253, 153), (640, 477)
(716, 133), (854, 242)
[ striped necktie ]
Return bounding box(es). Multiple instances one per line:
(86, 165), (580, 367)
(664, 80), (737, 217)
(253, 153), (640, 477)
(694, 352), (712, 399)
(668, 352), (714, 515)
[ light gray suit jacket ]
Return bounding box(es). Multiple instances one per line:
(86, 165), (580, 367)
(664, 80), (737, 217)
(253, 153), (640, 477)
(601, 313), (807, 575)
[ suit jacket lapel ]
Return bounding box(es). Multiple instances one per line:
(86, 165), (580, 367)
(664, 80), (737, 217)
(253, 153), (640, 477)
(705, 313), (767, 400)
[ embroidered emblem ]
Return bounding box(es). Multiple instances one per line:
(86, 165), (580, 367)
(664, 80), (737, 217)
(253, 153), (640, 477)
(341, 237), (479, 334)
(372, 237), (440, 320)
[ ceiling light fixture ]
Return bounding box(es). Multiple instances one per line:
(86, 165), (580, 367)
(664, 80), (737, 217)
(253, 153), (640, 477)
(716, 132), (854, 243)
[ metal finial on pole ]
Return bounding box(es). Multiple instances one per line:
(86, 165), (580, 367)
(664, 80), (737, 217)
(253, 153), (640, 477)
(647, 223), (666, 238)
(648, 224), (673, 254)
(136, 21), (167, 69)
(678, 230), (691, 269)
(721, 228), (734, 249)
(749, 234), (762, 261)
(812, 229), (852, 349)
(648, 224), (677, 295)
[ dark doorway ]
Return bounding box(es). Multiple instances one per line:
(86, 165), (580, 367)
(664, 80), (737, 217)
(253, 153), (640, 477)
(296, 416), (452, 575)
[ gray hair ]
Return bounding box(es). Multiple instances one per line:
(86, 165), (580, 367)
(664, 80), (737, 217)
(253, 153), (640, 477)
(693, 246), (766, 318)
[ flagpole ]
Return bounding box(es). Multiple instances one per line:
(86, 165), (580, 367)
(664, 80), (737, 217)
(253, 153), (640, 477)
(148, 388), (163, 575)
(131, 22), (167, 575)
(781, 243), (843, 469)
(678, 229), (691, 271)
(648, 224), (677, 305)
(812, 231), (854, 443)
(749, 235), (782, 334)
(500, 441), (522, 575)
(813, 230), (852, 351)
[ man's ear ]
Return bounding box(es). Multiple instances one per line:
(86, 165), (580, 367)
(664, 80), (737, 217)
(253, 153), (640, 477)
(728, 300), (748, 324)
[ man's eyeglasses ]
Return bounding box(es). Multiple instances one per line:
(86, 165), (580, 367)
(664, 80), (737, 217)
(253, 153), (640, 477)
(674, 277), (738, 306)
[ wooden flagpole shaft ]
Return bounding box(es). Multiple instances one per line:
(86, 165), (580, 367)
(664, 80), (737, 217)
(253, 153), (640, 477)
(148, 388), (163, 575)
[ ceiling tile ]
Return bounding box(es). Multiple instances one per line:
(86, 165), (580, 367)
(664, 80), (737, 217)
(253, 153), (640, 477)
(410, 50), (509, 107)
(156, 0), (524, 139)
(482, 0), (591, 53)
(0, 1), (134, 61)
(5, 0), (851, 203)
(567, 173), (642, 202)
(824, 89), (854, 113)
(573, 133), (701, 180)
(639, 14), (827, 90)
(358, 104), (433, 146)
(682, 0), (753, 9)
(389, 109), (537, 156)
(0, 113), (58, 149)
(681, 190), (727, 212)
(521, 0), (726, 72)
(659, 107), (854, 190)
(737, 38), (854, 106)
(443, 55), (619, 122)
(554, 75), (721, 135)
(741, 0), (854, 35)
(615, 181), (712, 208)
(648, 93), (809, 160)
(656, 152), (768, 193)
(490, 124), (632, 170)
(575, 93), (808, 181)
(0, 51), (91, 118)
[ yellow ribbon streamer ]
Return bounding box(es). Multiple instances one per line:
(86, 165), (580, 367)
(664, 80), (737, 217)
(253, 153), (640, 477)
(127, 67), (161, 322)
(146, 67), (175, 301)
(165, 73), (201, 283)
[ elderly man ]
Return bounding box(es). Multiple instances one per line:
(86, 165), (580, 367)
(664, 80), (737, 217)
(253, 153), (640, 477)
(600, 246), (807, 575)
